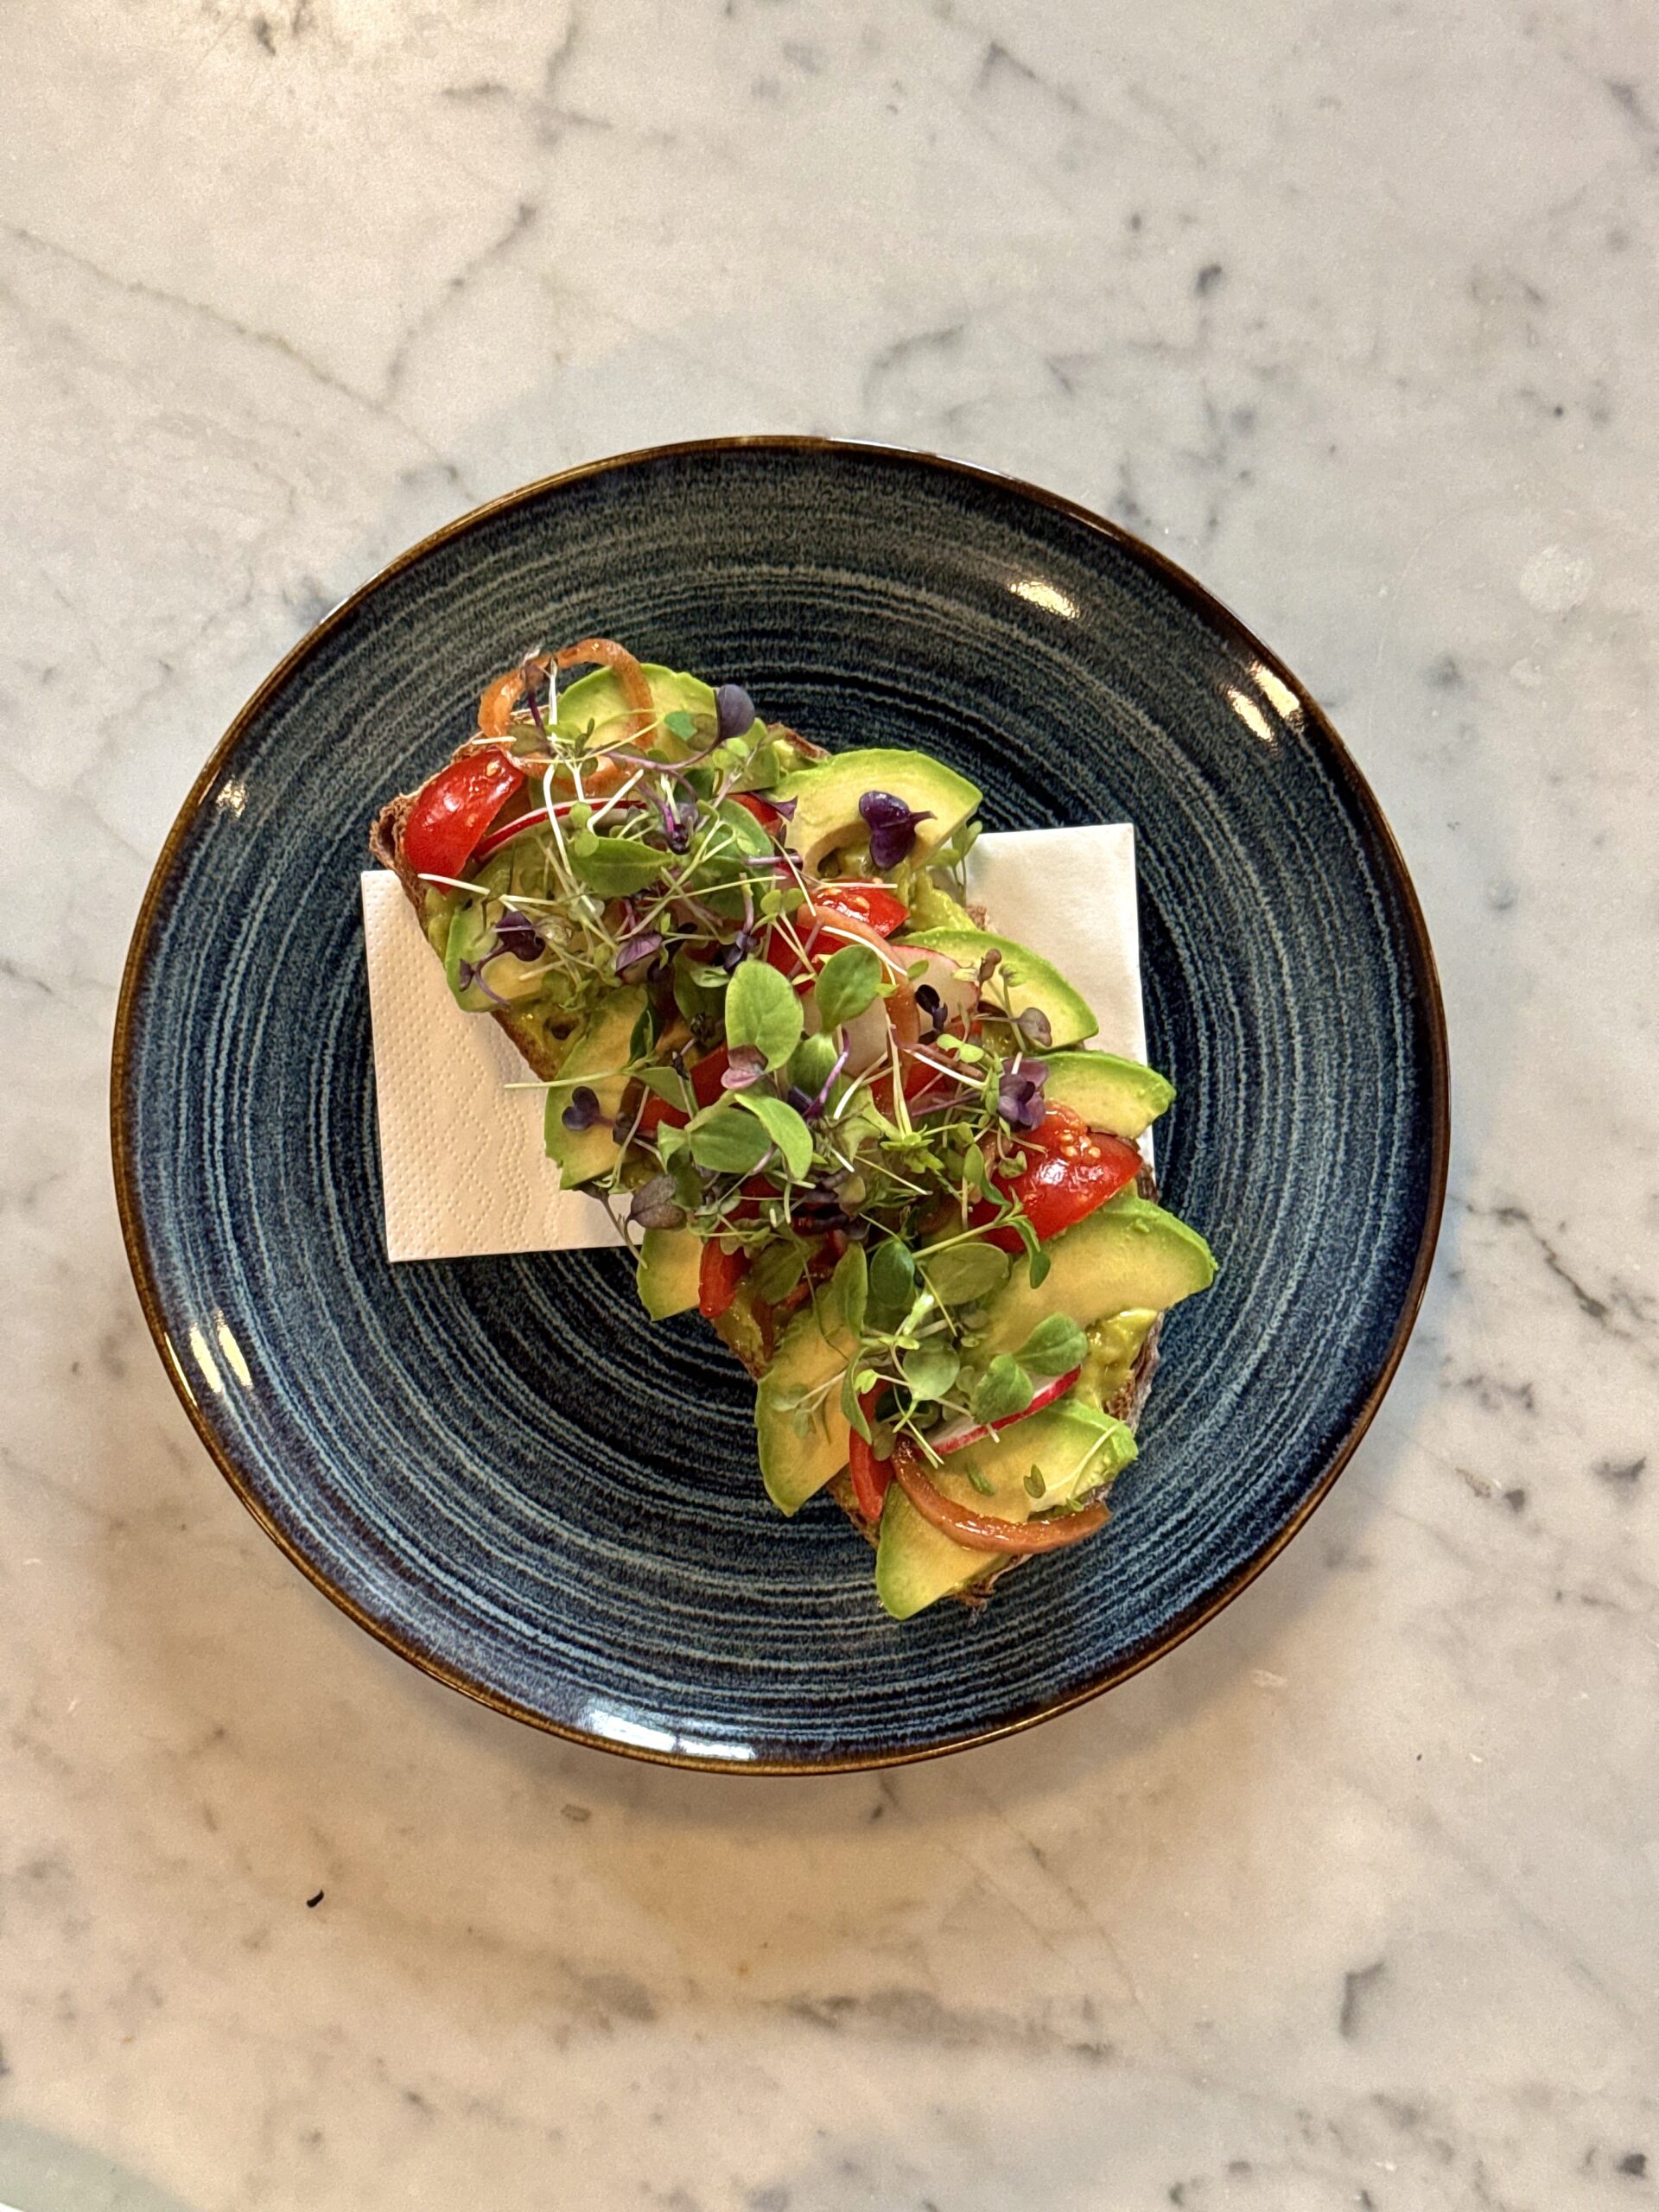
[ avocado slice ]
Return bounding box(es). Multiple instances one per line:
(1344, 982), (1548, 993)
(772, 747), (981, 873)
(556, 662), (714, 757)
(875, 1402), (1138, 1619)
(1043, 1050), (1174, 1140)
(755, 1301), (855, 1514)
(542, 987), (645, 1186)
(974, 1196), (1215, 1365)
(902, 927), (1097, 1050)
(635, 1227), (702, 1319)
(442, 900), (550, 1013)
(1073, 1308), (1158, 1408)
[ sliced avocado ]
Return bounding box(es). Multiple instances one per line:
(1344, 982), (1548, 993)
(755, 1300), (855, 1515)
(1044, 1051), (1174, 1140)
(890, 855), (976, 931)
(1073, 1308), (1158, 1409)
(542, 987), (645, 1186)
(772, 747), (981, 874)
(636, 1227), (701, 1319)
(422, 887), (458, 957)
(976, 1197), (1215, 1365)
(556, 662), (713, 759)
(875, 1402), (1138, 1619)
(442, 900), (550, 1012)
(901, 927), (1096, 1050)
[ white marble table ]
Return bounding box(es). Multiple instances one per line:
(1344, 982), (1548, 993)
(4, 3), (1655, 2207)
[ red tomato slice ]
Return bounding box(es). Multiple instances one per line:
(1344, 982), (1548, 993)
(730, 791), (785, 830)
(698, 1238), (747, 1319)
(976, 1107), (1141, 1249)
(636, 1045), (731, 1135)
(765, 898), (912, 983)
(814, 882), (908, 937)
(403, 751), (524, 880)
(847, 1389), (893, 1521)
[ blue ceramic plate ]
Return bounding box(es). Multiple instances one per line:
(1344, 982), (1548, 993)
(113, 440), (1446, 1772)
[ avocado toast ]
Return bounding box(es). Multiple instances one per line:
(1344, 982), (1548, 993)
(370, 639), (1215, 1618)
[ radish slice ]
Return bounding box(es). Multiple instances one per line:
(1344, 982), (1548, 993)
(473, 804), (558, 862)
(931, 1366), (1082, 1456)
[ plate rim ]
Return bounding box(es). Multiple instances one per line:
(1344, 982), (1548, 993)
(110, 434), (1451, 1775)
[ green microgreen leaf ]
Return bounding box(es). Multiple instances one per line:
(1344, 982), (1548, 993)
(664, 709), (698, 741)
(724, 957), (804, 1071)
(788, 1031), (839, 1096)
(671, 958), (708, 1025)
(970, 1355), (1034, 1426)
(831, 1243), (868, 1337)
(868, 1236), (916, 1315)
(666, 1151), (702, 1210)
(840, 1359), (873, 1443)
(918, 1239), (1012, 1306)
(814, 943), (883, 1029)
(900, 1343), (960, 1401)
(688, 1105), (774, 1177)
(750, 1238), (807, 1302)
(1016, 1314), (1088, 1378)
(734, 1091), (814, 1180)
(570, 833), (668, 898)
(633, 1062), (690, 1105)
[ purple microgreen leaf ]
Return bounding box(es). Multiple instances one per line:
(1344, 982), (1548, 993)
(1014, 1004), (1053, 1049)
(655, 791), (700, 852)
(858, 788), (934, 871)
(629, 1175), (687, 1230)
(492, 908), (545, 963)
(719, 925), (761, 974)
(561, 1085), (603, 1132)
(614, 927), (664, 979)
(720, 1043), (768, 1090)
(996, 1058), (1050, 1132)
(715, 683), (757, 741)
(456, 958), (512, 1007)
(914, 982), (947, 1038)
(766, 793), (797, 820)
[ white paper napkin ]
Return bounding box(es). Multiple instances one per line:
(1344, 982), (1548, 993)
(361, 823), (1145, 1262)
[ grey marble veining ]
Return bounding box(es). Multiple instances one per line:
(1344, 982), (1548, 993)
(2, 3), (1655, 2208)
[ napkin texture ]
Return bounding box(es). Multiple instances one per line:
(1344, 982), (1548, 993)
(965, 823), (1146, 1065)
(361, 870), (622, 1261)
(361, 823), (1143, 1262)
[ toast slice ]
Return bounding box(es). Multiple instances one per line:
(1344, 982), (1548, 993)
(371, 643), (1182, 1609)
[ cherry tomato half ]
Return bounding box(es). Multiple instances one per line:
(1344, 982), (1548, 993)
(976, 1107), (1141, 1249)
(635, 1044), (731, 1135)
(402, 750), (524, 881)
(847, 1388), (893, 1520)
(765, 897), (910, 983)
(814, 882), (908, 937)
(698, 1238), (748, 1320)
(729, 791), (786, 831)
